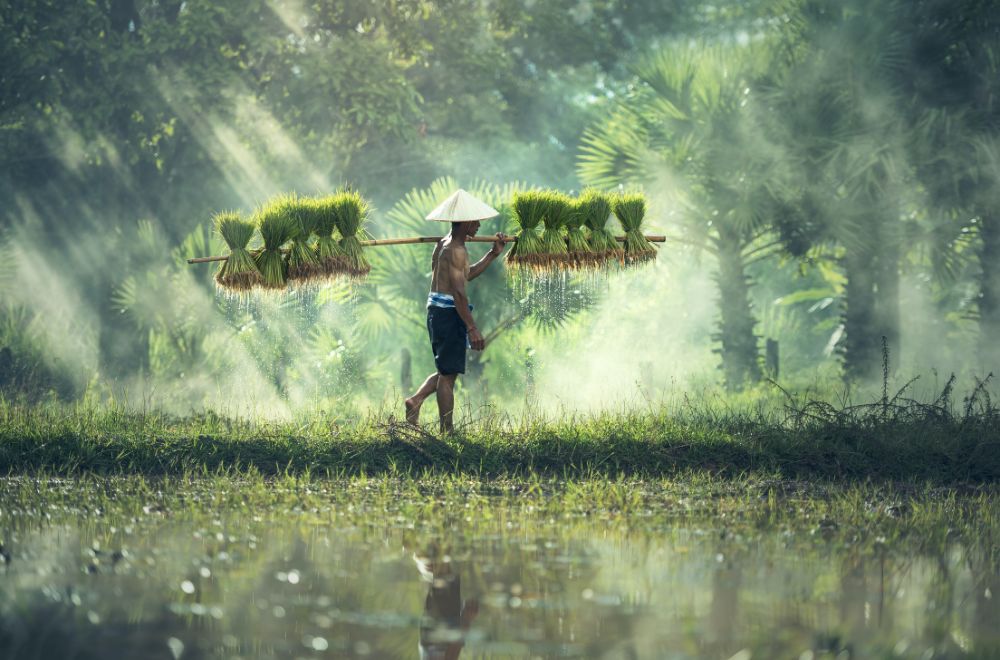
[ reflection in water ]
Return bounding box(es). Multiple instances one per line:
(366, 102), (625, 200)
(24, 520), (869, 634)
(706, 550), (742, 657)
(973, 548), (1000, 656)
(414, 545), (479, 659)
(2, 485), (999, 658)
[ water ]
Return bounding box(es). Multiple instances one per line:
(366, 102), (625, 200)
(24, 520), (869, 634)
(1, 479), (997, 659)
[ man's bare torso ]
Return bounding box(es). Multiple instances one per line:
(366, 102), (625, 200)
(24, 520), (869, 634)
(430, 237), (469, 296)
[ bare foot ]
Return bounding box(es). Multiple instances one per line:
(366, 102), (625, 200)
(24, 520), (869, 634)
(404, 397), (421, 425)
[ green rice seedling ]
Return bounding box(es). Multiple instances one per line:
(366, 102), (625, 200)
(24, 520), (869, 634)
(579, 189), (620, 267)
(565, 198), (595, 268)
(285, 196), (321, 286)
(613, 192), (656, 266)
(253, 193), (298, 289)
(312, 194), (349, 278)
(334, 190), (372, 278)
(506, 191), (547, 271)
(213, 210), (262, 293)
(538, 191), (570, 269)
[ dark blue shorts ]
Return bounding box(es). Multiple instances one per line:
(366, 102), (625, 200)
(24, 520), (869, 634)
(427, 306), (468, 375)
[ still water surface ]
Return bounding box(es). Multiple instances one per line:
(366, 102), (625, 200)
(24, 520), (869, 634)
(0, 478), (996, 659)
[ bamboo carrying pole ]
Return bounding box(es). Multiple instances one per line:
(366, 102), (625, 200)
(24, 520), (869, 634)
(186, 234), (666, 264)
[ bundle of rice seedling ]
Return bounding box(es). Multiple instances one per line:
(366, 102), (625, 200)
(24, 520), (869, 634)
(579, 189), (621, 267)
(284, 195), (321, 285)
(613, 192), (656, 265)
(565, 198), (595, 268)
(537, 191), (571, 270)
(334, 190), (371, 277)
(505, 191), (547, 270)
(253, 193), (298, 289)
(312, 194), (349, 278)
(213, 210), (262, 292)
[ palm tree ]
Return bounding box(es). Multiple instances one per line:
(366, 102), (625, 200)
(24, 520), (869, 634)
(893, 0), (1000, 370)
(111, 220), (218, 380)
(762, 0), (915, 380)
(578, 44), (784, 389)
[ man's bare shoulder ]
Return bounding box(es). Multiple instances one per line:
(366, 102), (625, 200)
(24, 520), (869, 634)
(439, 240), (468, 264)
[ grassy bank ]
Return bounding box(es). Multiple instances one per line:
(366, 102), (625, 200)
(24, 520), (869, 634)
(1, 388), (998, 480)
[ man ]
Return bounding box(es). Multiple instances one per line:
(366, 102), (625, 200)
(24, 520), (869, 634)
(405, 189), (506, 432)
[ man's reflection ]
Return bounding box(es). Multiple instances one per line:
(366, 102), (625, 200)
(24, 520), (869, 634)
(414, 548), (479, 660)
(705, 553), (742, 656)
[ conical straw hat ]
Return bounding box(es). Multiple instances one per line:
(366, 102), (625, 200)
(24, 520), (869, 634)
(425, 189), (500, 222)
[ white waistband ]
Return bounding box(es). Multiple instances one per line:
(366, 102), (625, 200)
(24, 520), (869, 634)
(427, 292), (473, 310)
(427, 292), (456, 308)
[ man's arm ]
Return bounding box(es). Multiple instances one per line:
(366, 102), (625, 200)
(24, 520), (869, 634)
(468, 233), (506, 280)
(448, 248), (485, 350)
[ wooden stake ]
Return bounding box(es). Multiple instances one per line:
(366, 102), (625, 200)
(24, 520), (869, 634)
(186, 234), (666, 264)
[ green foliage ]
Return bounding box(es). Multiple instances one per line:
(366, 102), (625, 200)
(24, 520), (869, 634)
(579, 43), (783, 387)
(4, 0), (1000, 403)
(111, 221), (222, 382)
(0, 305), (75, 402)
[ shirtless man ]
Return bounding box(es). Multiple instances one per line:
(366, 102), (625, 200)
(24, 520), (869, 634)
(404, 217), (505, 432)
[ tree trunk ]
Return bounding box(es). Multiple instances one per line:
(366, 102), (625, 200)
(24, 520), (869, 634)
(979, 211), (1000, 370)
(874, 235), (900, 375)
(714, 233), (761, 389)
(109, 0), (141, 33)
(842, 247), (881, 381)
(400, 348), (412, 393)
(843, 214), (901, 382)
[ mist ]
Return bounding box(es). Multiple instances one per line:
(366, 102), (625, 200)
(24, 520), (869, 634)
(2, 0), (998, 420)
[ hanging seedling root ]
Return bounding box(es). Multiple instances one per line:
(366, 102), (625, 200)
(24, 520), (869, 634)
(566, 197), (596, 269)
(334, 190), (372, 278)
(537, 191), (571, 272)
(579, 188), (621, 269)
(312, 194), (350, 279)
(253, 193), (298, 290)
(213, 210), (263, 294)
(285, 194), (323, 287)
(613, 192), (656, 266)
(506, 191), (548, 272)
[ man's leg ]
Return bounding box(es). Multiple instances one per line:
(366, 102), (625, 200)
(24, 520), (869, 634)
(436, 374), (457, 433)
(405, 373), (439, 425)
